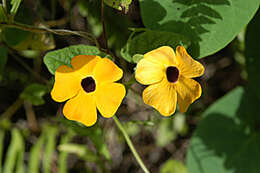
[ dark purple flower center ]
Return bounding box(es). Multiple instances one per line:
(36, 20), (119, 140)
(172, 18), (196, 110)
(166, 66), (179, 83)
(81, 77), (96, 93)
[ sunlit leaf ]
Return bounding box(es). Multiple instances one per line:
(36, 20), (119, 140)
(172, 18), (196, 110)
(10, 0), (22, 16)
(139, 0), (259, 58)
(104, 0), (132, 13)
(160, 159), (187, 173)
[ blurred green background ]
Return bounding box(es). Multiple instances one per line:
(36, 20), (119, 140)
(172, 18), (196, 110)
(0, 0), (260, 172)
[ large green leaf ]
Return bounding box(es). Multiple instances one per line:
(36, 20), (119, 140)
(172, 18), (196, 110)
(186, 87), (260, 173)
(43, 45), (106, 75)
(121, 29), (190, 62)
(245, 9), (260, 99)
(139, 0), (259, 58)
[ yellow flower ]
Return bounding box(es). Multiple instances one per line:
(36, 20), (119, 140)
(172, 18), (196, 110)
(135, 46), (204, 116)
(51, 55), (126, 126)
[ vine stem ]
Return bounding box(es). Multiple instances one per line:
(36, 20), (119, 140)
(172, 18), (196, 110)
(113, 116), (150, 173)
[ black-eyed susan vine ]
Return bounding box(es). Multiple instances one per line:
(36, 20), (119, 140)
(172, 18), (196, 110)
(1, 0), (260, 172)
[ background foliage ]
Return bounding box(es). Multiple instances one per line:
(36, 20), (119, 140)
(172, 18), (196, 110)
(0, 0), (259, 172)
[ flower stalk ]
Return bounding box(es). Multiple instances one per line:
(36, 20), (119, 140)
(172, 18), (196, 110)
(113, 116), (150, 173)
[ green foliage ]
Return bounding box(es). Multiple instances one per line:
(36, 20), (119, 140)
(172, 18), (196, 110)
(121, 29), (190, 62)
(58, 130), (75, 173)
(104, 0), (132, 13)
(139, 0), (260, 58)
(186, 87), (260, 173)
(156, 113), (187, 147)
(10, 0), (22, 16)
(245, 10), (260, 100)
(43, 45), (107, 75)
(28, 133), (45, 173)
(20, 83), (48, 106)
(0, 130), (4, 173)
(160, 159), (187, 173)
(3, 129), (25, 173)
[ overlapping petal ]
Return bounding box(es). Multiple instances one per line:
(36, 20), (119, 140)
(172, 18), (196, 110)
(51, 65), (81, 102)
(93, 58), (123, 83)
(71, 55), (101, 78)
(175, 76), (202, 113)
(63, 90), (97, 126)
(142, 78), (177, 116)
(176, 46), (204, 78)
(135, 57), (165, 85)
(95, 83), (126, 118)
(144, 46), (177, 67)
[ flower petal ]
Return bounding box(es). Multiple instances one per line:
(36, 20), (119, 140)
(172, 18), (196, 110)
(71, 55), (101, 77)
(144, 46), (177, 67)
(95, 83), (126, 118)
(135, 57), (165, 85)
(93, 58), (123, 83)
(142, 78), (177, 116)
(63, 90), (97, 126)
(176, 46), (205, 78)
(51, 65), (81, 102)
(175, 76), (202, 113)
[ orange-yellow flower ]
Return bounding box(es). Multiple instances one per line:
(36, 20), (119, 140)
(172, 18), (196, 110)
(51, 55), (126, 126)
(135, 46), (204, 116)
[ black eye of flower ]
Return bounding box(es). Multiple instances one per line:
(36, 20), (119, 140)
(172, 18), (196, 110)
(166, 66), (179, 83)
(81, 77), (96, 93)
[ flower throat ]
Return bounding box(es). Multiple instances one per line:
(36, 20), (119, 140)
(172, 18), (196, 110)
(166, 66), (179, 83)
(81, 77), (96, 93)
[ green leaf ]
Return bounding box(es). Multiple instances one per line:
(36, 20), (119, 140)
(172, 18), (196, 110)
(58, 130), (75, 173)
(121, 30), (190, 62)
(139, 0), (260, 58)
(43, 126), (58, 173)
(20, 83), (48, 106)
(104, 0), (132, 13)
(0, 46), (8, 81)
(160, 159), (187, 173)
(132, 54), (144, 63)
(28, 133), (45, 173)
(245, 9), (260, 99)
(3, 129), (25, 173)
(10, 0), (22, 16)
(0, 4), (8, 22)
(156, 118), (176, 147)
(60, 119), (111, 160)
(58, 143), (98, 162)
(186, 87), (260, 173)
(43, 45), (106, 75)
(0, 130), (5, 173)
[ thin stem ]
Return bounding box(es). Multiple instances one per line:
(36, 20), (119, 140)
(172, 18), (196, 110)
(113, 116), (150, 173)
(1, 98), (24, 119)
(101, 0), (108, 50)
(0, 21), (101, 49)
(7, 48), (48, 84)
